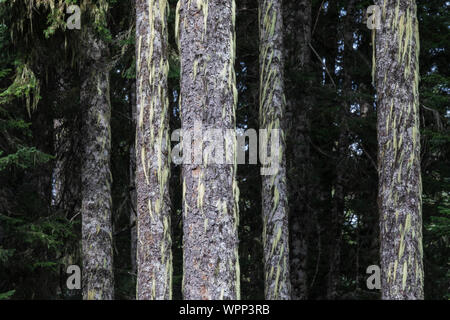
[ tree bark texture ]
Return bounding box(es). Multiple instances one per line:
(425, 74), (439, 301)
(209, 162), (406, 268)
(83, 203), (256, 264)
(375, 0), (424, 300)
(259, 0), (291, 300)
(136, 0), (173, 300)
(178, 0), (240, 300)
(80, 26), (114, 300)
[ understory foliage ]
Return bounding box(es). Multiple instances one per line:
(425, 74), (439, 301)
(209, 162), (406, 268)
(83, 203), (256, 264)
(0, 0), (448, 299)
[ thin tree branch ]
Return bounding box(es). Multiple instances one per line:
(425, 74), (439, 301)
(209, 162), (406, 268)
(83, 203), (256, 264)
(309, 43), (337, 88)
(312, 0), (325, 36)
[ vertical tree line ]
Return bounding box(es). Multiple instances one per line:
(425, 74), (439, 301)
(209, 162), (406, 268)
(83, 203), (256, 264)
(179, 0), (240, 300)
(375, 0), (424, 299)
(259, 0), (291, 300)
(136, 0), (172, 300)
(0, 0), (448, 300)
(283, 0), (313, 300)
(80, 2), (114, 300)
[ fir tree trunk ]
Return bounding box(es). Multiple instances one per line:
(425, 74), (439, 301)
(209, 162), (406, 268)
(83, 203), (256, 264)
(259, 0), (291, 300)
(326, 0), (355, 299)
(375, 0), (424, 299)
(135, 0), (172, 300)
(80, 27), (114, 300)
(283, 0), (312, 300)
(52, 69), (82, 220)
(178, 0), (240, 300)
(326, 131), (346, 300)
(52, 74), (82, 298)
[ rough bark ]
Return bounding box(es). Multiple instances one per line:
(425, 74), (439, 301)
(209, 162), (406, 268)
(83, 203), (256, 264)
(375, 0), (424, 299)
(283, 0), (312, 300)
(80, 26), (114, 300)
(135, 0), (172, 300)
(259, 0), (291, 300)
(178, 0), (240, 300)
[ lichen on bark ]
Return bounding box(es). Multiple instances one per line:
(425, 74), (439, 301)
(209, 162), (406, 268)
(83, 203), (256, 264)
(179, 0), (240, 300)
(135, 0), (173, 300)
(258, 0), (291, 300)
(80, 25), (114, 300)
(375, 0), (424, 300)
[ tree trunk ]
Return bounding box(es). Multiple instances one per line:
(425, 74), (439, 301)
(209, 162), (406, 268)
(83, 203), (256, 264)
(52, 75), (82, 298)
(326, 130), (346, 300)
(283, 0), (312, 300)
(179, 0), (240, 300)
(259, 0), (291, 300)
(52, 68), (82, 221)
(326, 0), (355, 299)
(135, 0), (172, 300)
(375, 0), (424, 299)
(80, 27), (114, 300)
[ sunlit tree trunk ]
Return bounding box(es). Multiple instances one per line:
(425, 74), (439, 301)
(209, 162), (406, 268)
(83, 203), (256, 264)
(259, 0), (291, 300)
(178, 0), (240, 300)
(80, 26), (114, 300)
(375, 0), (424, 299)
(135, 0), (172, 300)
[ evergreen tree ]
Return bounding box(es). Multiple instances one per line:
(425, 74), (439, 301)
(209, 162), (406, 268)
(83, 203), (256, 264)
(135, 0), (173, 300)
(283, 0), (313, 300)
(80, 1), (114, 300)
(374, 0), (424, 299)
(0, 0), (447, 301)
(259, 0), (291, 300)
(178, 0), (241, 299)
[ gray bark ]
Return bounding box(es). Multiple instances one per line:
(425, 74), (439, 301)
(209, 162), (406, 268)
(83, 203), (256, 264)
(259, 0), (291, 300)
(136, 0), (173, 300)
(80, 26), (114, 300)
(283, 0), (312, 300)
(375, 0), (424, 299)
(179, 0), (240, 300)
